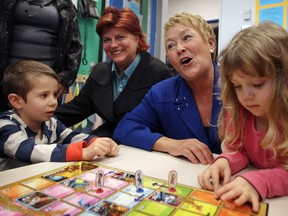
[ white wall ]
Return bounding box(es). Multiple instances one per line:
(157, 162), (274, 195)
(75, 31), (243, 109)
(219, 0), (255, 52)
(168, 0), (220, 21)
(159, 0), (220, 62)
(158, 0), (256, 62)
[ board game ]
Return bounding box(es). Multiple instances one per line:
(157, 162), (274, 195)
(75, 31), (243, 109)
(0, 161), (268, 216)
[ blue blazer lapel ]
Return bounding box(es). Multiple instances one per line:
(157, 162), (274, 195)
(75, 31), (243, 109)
(173, 79), (208, 143)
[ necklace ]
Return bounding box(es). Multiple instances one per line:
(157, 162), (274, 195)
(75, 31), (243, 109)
(23, 0), (53, 18)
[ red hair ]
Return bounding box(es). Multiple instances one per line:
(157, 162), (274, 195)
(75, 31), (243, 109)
(96, 6), (150, 52)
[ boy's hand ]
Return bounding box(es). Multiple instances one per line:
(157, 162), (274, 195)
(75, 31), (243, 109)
(214, 176), (260, 212)
(82, 138), (112, 160)
(106, 140), (120, 156)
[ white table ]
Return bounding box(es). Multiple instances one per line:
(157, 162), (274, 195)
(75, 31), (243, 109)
(1, 145), (287, 215)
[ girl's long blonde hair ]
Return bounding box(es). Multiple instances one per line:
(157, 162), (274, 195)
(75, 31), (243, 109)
(218, 22), (288, 169)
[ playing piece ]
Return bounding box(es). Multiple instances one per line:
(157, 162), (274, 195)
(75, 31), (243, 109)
(95, 170), (104, 193)
(168, 170), (177, 192)
(134, 170), (144, 193)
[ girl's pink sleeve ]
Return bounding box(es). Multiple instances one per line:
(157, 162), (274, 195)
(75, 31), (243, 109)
(238, 167), (288, 200)
(217, 151), (249, 174)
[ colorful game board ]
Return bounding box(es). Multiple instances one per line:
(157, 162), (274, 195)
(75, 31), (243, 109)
(0, 162), (268, 216)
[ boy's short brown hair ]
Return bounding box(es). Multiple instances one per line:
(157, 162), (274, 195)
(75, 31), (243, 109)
(3, 60), (60, 104)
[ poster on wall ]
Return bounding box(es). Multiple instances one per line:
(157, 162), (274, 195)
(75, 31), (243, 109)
(124, 0), (140, 16)
(259, 6), (283, 26)
(259, 0), (283, 5)
(256, 0), (287, 29)
(124, 0), (143, 23)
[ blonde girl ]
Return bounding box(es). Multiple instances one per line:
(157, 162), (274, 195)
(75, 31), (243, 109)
(198, 22), (288, 212)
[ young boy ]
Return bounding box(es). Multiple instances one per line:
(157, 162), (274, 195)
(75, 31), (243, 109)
(0, 60), (119, 171)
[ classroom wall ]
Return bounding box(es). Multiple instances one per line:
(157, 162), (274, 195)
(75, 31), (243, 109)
(158, 0), (221, 62)
(219, 0), (255, 52)
(158, 0), (258, 62)
(168, 0), (220, 21)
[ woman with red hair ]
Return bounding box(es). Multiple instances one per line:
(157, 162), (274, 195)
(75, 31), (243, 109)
(55, 6), (173, 138)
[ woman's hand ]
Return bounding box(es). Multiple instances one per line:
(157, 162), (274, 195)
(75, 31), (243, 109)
(154, 137), (214, 165)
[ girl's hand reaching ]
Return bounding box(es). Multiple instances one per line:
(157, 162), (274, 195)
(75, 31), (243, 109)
(197, 158), (231, 191)
(198, 158), (260, 212)
(215, 176), (260, 212)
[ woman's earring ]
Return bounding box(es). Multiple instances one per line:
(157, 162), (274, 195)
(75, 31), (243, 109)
(210, 49), (214, 53)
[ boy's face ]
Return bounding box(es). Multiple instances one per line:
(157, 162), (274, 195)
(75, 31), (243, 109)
(18, 75), (59, 128)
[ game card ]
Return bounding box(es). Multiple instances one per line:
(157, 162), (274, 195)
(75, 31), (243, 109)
(122, 185), (154, 200)
(86, 186), (115, 199)
(0, 209), (23, 216)
(87, 200), (130, 215)
(161, 184), (193, 197)
(143, 177), (165, 190)
(104, 177), (129, 190)
(149, 191), (183, 207)
(42, 163), (81, 182)
(64, 192), (100, 209)
(106, 191), (142, 209)
(0, 184), (33, 199)
(0, 203), (25, 216)
(17, 191), (56, 210)
(22, 177), (54, 190)
(41, 201), (82, 215)
(61, 177), (91, 189)
(218, 208), (251, 216)
(180, 199), (218, 215)
(223, 200), (253, 214)
(135, 199), (174, 215)
(41, 184), (74, 198)
(80, 161), (99, 171)
(81, 171), (97, 182)
(189, 190), (221, 206)
(112, 171), (135, 183)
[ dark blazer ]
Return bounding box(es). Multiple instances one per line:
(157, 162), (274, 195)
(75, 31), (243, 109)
(55, 52), (173, 137)
(113, 63), (222, 154)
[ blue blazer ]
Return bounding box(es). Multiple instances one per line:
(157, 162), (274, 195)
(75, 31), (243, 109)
(113, 63), (222, 154)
